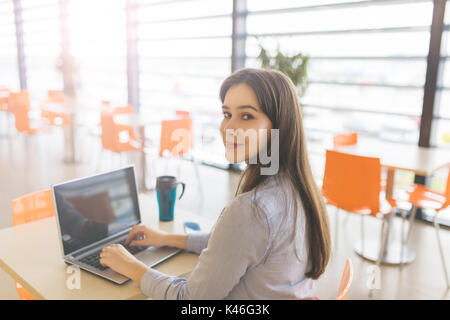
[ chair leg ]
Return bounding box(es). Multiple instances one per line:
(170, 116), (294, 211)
(400, 210), (407, 268)
(433, 213), (450, 289)
(377, 218), (389, 267)
(405, 206), (418, 245)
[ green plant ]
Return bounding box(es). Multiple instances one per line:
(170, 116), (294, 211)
(256, 41), (309, 97)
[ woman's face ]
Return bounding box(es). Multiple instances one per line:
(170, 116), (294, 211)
(220, 83), (273, 164)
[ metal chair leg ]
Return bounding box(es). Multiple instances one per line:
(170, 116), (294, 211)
(405, 206), (418, 245)
(400, 209), (408, 268)
(377, 218), (389, 267)
(433, 213), (450, 289)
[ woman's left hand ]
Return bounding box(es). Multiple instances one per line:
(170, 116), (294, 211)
(100, 244), (148, 283)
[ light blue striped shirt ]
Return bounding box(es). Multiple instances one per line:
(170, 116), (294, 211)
(140, 172), (316, 299)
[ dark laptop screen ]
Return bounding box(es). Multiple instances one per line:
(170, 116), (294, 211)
(53, 167), (140, 256)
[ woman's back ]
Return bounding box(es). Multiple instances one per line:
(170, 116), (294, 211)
(222, 172), (314, 299)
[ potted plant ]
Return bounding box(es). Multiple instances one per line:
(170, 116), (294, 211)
(256, 40), (310, 98)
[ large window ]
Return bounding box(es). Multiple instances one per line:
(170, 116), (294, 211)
(0, 0), (20, 90)
(245, 0), (433, 147)
(21, 0), (63, 100)
(67, 0), (128, 105)
(136, 0), (233, 166)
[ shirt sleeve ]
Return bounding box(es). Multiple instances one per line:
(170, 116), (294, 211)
(140, 196), (270, 299)
(185, 232), (211, 254)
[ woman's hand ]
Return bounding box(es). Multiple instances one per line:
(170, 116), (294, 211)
(99, 244), (148, 283)
(124, 225), (170, 247)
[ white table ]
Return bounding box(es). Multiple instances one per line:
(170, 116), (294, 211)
(336, 138), (450, 264)
(0, 193), (214, 300)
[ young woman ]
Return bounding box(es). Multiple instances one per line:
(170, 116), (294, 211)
(99, 68), (331, 299)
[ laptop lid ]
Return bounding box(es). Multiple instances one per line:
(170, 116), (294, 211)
(52, 166), (141, 257)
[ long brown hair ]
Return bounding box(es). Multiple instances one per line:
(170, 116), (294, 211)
(220, 68), (331, 279)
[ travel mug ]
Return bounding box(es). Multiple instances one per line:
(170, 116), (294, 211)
(156, 176), (185, 221)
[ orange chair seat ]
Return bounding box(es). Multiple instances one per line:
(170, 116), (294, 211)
(326, 197), (394, 218)
(406, 184), (447, 211)
(41, 109), (71, 127)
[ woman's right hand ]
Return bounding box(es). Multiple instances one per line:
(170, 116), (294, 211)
(124, 225), (169, 248)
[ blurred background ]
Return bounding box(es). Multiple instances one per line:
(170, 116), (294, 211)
(1, 0), (450, 300)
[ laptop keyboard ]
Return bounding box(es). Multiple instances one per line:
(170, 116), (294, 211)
(79, 239), (147, 271)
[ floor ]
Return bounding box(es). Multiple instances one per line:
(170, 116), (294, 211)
(0, 126), (449, 300)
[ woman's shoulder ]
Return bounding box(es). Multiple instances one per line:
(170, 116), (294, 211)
(225, 172), (296, 224)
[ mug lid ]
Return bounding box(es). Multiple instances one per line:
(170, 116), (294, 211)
(156, 176), (177, 190)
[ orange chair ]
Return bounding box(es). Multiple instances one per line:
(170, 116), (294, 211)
(41, 109), (71, 127)
(159, 118), (193, 157)
(159, 117), (201, 195)
(9, 90), (46, 135)
(46, 90), (66, 104)
(322, 150), (394, 264)
(333, 132), (358, 149)
(401, 168), (450, 287)
(40, 90), (71, 127)
(11, 189), (55, 300)
(97, 106), (141, 171)
(110, 105), (139, 152)
(336, 258), (354, 300)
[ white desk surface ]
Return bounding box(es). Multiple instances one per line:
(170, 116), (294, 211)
(0, 194), (215, 300)
(336, 138), (450, 176)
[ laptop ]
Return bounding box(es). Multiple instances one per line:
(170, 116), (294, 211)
(52, 165), (181, 284)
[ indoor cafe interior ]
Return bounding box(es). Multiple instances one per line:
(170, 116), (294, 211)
(0, 0), (450, 300)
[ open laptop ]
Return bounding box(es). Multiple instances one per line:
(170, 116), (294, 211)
(52, 165), (181, 284)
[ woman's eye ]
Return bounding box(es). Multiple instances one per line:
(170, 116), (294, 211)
(223, 112), (231, 119)
(242, 114), (253, 120)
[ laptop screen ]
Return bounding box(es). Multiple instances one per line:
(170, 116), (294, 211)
(53, 166), (140, 256)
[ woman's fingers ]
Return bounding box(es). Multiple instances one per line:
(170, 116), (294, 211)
(125, 225), (144, 245)
(129, 239), (146, 246)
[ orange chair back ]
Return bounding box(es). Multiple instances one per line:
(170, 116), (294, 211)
(113, 104), (133, 115)
(47, 90), (66, 103)
(337, 259), (353, 300)
(333, 132), (358, 148)
(8, 90), (30, 112)
(100, 109), (116, 151)
(100, 106), (137, 153)
(322, 150), (381, 215)
(11, 189), (55, 226)
(160, 117), (193, 157)
(9, 90), (34, 133)
(41, 109), (71, 127)
(11, 188), (55, 301)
